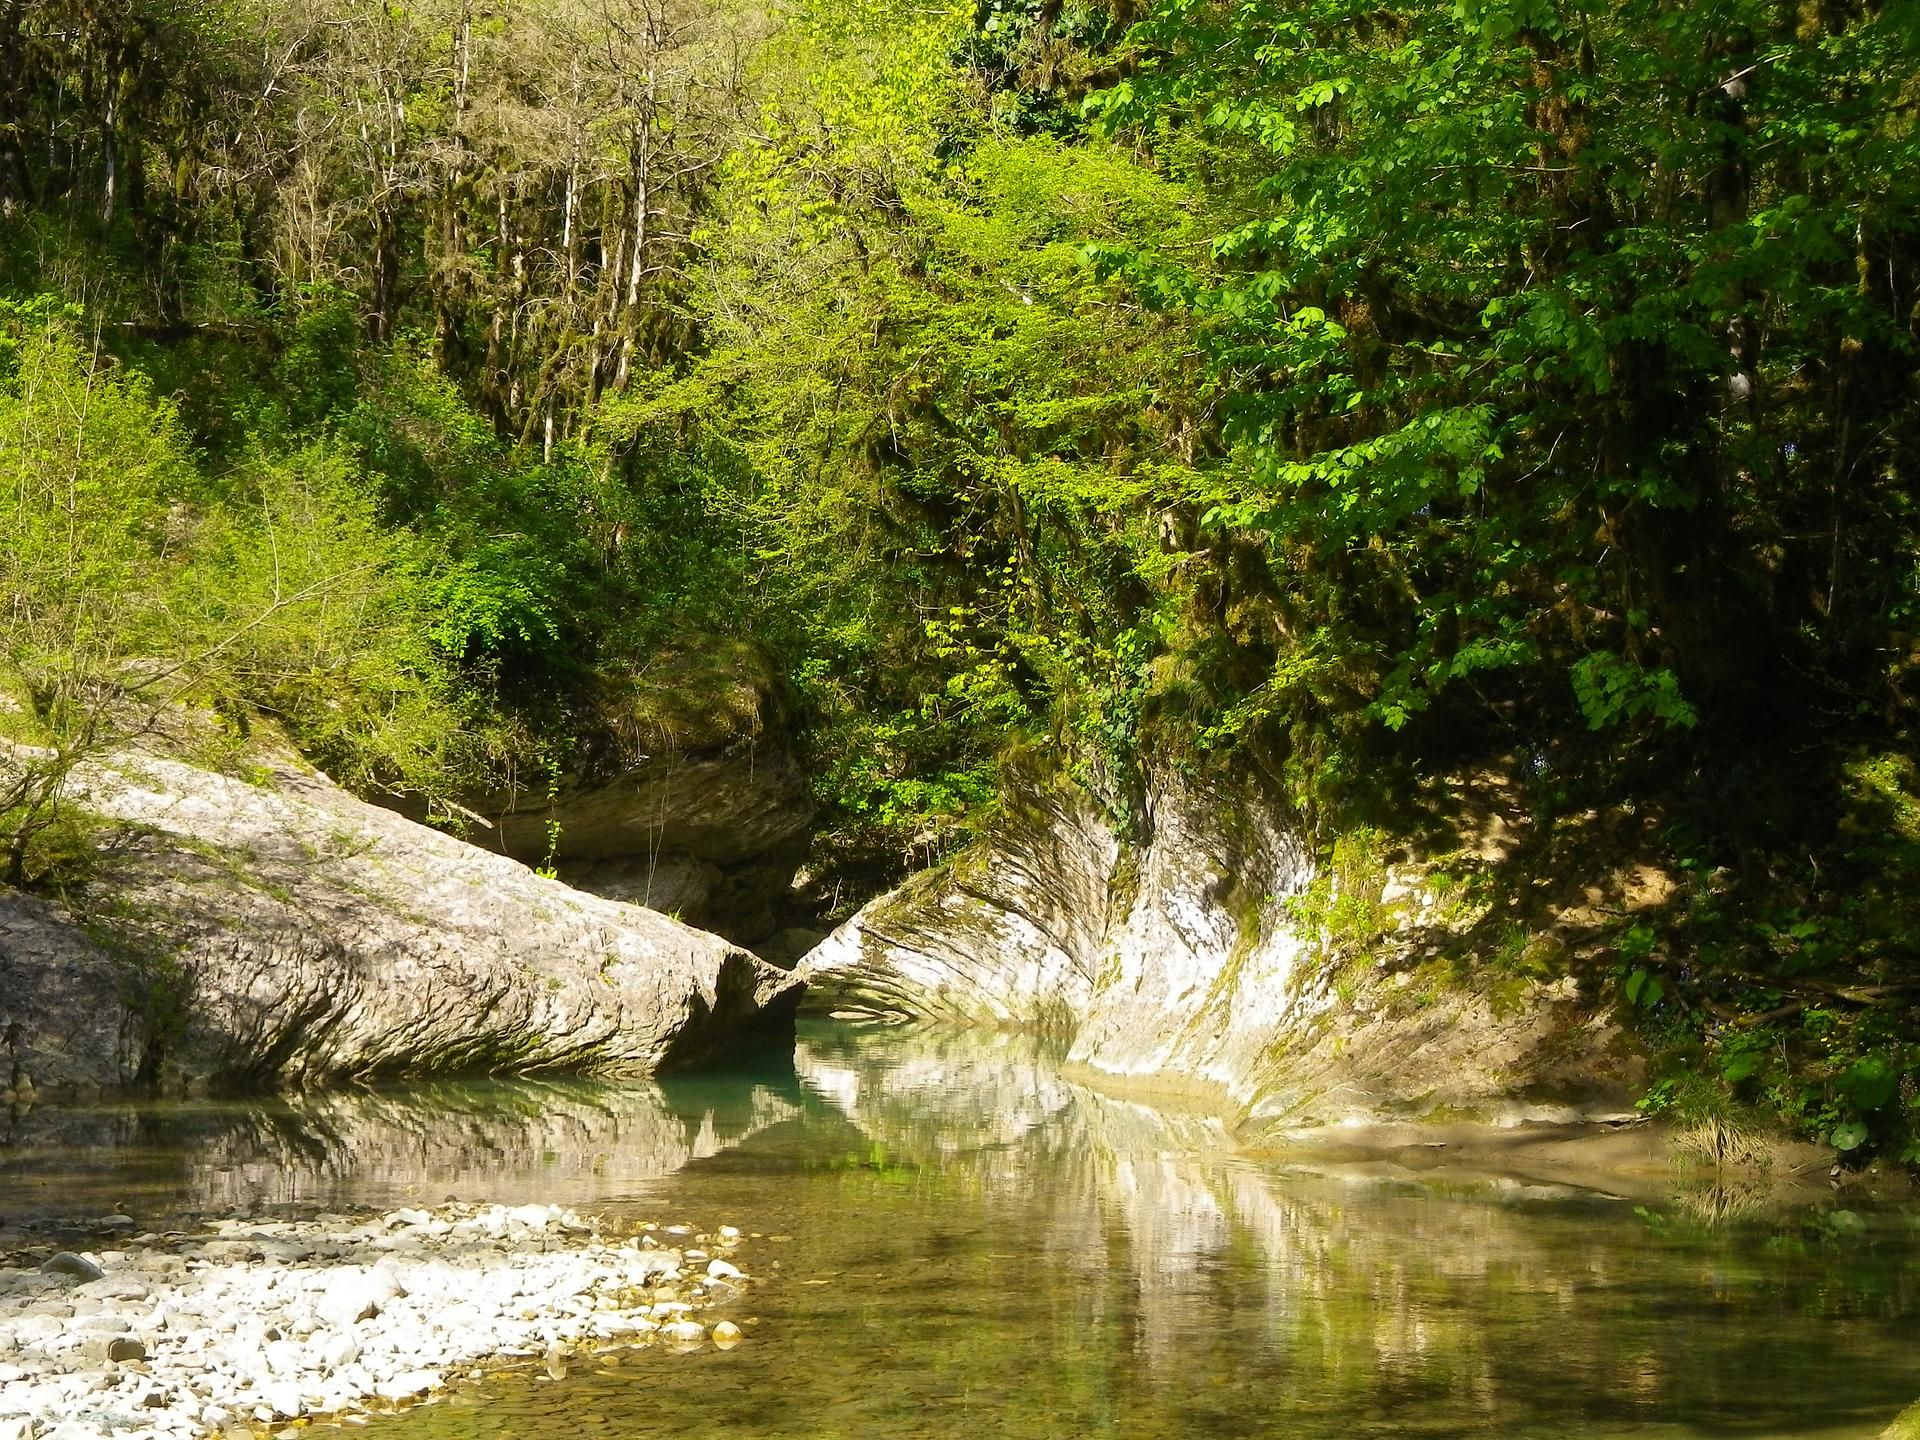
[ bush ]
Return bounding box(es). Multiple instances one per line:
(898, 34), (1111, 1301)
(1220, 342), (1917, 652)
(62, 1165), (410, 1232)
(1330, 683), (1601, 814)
(0, 300), (478, 884)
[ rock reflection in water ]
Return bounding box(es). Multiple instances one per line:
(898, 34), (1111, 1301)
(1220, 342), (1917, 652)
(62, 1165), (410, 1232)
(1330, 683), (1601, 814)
(0, 1064), (803, 1218)
(773, 1021), (1920, 1438)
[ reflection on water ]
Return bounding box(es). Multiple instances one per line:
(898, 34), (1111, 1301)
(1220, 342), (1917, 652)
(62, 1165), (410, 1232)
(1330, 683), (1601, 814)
(0, 1060), (804, 1217)
(8, 1021), (1920, 1438)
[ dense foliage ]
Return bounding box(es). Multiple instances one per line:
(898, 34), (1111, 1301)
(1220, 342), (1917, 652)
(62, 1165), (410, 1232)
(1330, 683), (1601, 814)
(1, 0), (1917, 1155)
(1078, 0), (1920, 1159)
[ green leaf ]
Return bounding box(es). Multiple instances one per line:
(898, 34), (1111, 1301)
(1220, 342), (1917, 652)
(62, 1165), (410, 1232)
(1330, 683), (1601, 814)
(1836, 1056), (1899, 1113)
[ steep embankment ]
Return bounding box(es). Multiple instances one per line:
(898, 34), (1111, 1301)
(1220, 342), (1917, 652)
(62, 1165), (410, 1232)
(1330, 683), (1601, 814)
(484, 741), (813, 949)
(461, 647), (823, 964)
(0, 748), (802, 1097)
(798, 768), (1647, 1136)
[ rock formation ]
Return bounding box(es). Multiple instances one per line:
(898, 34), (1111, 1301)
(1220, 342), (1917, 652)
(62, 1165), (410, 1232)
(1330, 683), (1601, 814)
(798, 767), (1645, 1134)
(0, 748), (803, 1098)
(483, 742), (816, 954)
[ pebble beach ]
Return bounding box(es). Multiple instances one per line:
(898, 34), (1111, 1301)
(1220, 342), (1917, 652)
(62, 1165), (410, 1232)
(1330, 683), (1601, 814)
(0, 1203), (765, 1440)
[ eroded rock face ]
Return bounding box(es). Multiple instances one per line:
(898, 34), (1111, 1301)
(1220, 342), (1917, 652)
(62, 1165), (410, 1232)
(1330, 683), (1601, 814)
(478, 744), (815, 951)
(488, 745), (812, 870)
(0, 898), (138, 1095)
(373, 644), (822, 951)
(0, 750), (802, 1097)
(798, 769), (1643, 1134)
(798, 784), (1119, 1030)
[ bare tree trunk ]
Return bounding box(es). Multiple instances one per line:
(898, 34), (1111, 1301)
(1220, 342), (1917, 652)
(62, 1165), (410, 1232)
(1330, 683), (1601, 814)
(370, 205), (399, 342)
(1707, 34), (1757, 415)
(563, 59), (583, 289)
(101, 89), (118, 226)
(437, 3), (473, 366)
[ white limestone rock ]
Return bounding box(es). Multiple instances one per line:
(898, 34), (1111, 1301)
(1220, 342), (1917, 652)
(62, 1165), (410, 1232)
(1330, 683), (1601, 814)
(0, 747), (802, 1095)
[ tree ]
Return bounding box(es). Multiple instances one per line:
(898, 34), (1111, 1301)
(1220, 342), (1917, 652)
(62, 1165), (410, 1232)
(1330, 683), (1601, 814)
(1087, 0), (1920, 761)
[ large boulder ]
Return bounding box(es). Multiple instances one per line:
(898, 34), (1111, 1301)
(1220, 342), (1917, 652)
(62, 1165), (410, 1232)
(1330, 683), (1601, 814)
(799, 767), (1644, 1134)
(0, 748), (803, 1097)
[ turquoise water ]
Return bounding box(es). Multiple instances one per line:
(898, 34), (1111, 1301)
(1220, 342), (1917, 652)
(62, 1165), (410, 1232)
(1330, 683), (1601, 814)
(7, 1020), (1919, 1438)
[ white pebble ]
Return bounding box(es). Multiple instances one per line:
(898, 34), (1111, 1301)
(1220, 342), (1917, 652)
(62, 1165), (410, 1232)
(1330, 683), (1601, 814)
(0, 1202), (763, 1436)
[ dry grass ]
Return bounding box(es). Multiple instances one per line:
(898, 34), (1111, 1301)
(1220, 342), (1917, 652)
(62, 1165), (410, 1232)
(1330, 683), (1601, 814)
(1671, 1111), (1783, 1172)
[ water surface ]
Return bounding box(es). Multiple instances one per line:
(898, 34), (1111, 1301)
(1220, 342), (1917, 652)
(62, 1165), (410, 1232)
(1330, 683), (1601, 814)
(6, 1021), (1917, 1438)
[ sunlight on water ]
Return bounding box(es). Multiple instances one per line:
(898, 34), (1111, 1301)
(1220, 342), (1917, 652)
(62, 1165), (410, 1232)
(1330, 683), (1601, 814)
(7, 1020), (1919, 1439)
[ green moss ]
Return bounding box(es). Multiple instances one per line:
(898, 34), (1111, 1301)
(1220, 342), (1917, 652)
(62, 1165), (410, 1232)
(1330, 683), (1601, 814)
(1030, 993), (1080, 1059)
(1397, 956), (1457, 1012)
(1881, 1400), (1920, 1440)
(1844, 754), (1920, 845)
(1329, 953), (1371, 1007)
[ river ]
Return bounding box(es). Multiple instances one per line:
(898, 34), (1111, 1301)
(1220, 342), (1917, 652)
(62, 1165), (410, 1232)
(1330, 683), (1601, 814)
(6, 1019), (1918, 1438)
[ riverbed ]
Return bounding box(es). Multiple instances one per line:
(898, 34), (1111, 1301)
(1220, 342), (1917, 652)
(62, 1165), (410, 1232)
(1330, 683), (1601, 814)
(5, 1019), (1919, 1439)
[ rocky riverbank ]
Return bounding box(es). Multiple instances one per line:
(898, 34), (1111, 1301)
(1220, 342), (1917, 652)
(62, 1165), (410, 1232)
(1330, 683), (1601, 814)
(0, 1202), (768, 1440)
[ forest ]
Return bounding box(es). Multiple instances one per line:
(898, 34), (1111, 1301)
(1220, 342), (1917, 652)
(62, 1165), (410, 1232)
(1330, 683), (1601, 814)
(2, 0), (1918, 1156)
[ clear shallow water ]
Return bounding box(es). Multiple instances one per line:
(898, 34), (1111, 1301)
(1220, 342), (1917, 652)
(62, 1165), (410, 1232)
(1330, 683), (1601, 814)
(6, 1020), (1919, 1439)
